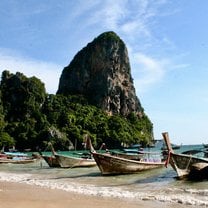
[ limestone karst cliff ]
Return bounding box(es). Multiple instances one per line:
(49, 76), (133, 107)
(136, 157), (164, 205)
(57, 31), (144, 117)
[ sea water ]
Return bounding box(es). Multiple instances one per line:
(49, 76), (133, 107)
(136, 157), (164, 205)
(0, 145), (208, 207)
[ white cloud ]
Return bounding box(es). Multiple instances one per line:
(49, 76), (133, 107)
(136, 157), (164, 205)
(79, 0), (163, 38)
(0, 0), (173, 96)
(82, 0), (127, 29)
(120, 20), (151, 38)
(0, 50), (61, 94)
(131, 52), (169, 94)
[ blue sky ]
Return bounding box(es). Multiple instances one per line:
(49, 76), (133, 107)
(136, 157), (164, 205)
(0, 0), (208, 144)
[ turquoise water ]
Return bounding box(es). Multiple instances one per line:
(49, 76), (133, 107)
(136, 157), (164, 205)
(0, 144), (208, 207)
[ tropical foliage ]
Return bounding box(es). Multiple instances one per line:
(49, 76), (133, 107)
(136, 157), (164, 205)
(0, 70), (153, 151)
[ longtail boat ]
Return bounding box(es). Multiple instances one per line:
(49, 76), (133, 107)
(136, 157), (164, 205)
(203, 144), (208, 148)
(39, 143), (61, 167)
(92, 152), (165, 175)
(86, 136), (164, 175)
(0, 152), (39, 164)
(54, 153), (96, 168)
(40, 142), (96, 168)
(41, 154), (60, 167)
(162, 132), (208, 179)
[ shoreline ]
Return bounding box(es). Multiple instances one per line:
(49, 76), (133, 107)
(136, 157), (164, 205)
(0, 181), (192, 208)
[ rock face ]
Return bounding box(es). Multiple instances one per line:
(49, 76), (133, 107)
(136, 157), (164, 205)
(57, 31), (143, 117)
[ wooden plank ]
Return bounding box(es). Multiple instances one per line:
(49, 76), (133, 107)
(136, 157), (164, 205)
(162, 132), (173, 152)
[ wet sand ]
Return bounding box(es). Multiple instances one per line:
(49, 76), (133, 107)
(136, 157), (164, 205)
(0, 181), (194, 208)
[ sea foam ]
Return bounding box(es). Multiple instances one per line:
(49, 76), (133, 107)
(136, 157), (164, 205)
(0, 171), (208, 207)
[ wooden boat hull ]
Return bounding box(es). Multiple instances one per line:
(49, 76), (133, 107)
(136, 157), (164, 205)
(0, 158), (38, 164)
(169, 152), (208, 178)
(92, 152), (164, 175)
(55, 154), (97, 168)
(0, 152), (40, 164)
(188, 162), (208, 180)
(163, 132), (208, 179)
(203, 144), (208, 148)
(41, 155), (60, 168)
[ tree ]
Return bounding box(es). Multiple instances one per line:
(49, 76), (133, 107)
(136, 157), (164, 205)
(0, 132), (15, 150)
(0, 70), (154, 151)
(0, 70), (47, 150)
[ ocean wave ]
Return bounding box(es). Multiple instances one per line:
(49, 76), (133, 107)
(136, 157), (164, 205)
(184, 188), (208, 196)
(0, 171), (208, 206)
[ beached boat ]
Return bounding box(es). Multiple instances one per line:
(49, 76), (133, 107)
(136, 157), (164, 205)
(41, 154), (61, 167)
(54, 153), (96, 168)
(41, 151), (96, 168)
(39, 143), (61, 167)
(204, 149), (208, 158)
(0, 152), (39, 164)
(92, 152), (164, 175)
(203, 143), (208, 148)
(86, 138), (164, 175)
(40, 142), (96, 168)
(162, 132), (208, 179)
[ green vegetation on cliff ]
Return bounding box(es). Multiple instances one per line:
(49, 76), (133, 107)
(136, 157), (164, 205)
(0, 71), (153, 151)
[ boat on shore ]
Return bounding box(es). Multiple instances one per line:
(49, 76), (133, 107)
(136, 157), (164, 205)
(92, 151), (165, 175)
(203, 143), (208, 148)
(40, 142), (96, 168)
(54, 153), (96, 168)
(41, 154), (61, 167)
(39, 143), (61, 168)
(162, 132), (208, 180)
(0, 152), (39, 164)
(86, 137), (164, 175)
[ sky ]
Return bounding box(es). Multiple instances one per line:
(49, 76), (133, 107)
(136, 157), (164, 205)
(0, 0), (208, 145)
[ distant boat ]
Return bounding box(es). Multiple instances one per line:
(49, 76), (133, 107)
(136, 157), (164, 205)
(181, 149), (208, 159)
(122, 148), (143, 154)
(122, 143), (144, 154)
(162, 132), (208, 180)
(129, 144), (142, 149)
(110, 150), (144, 160)
(161, 143), (181, 151)
(147, 143), (155, 148)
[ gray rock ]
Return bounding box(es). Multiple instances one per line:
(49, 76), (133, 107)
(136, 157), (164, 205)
(57, 31), (143, 117)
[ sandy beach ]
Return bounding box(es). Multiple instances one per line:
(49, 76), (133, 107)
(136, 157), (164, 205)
(0, 181), (193, 208)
